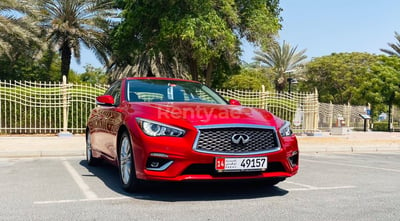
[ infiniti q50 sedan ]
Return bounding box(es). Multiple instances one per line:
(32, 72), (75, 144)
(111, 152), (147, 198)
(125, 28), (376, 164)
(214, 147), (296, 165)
(86, 77), (299, 192)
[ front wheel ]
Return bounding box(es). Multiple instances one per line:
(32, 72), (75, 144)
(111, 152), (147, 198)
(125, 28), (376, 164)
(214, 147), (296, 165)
(118, 131), (142, 192)
(86, 132), (99, 166)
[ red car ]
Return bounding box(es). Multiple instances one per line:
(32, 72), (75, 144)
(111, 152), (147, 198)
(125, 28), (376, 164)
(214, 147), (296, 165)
(86, 77), (299, 192)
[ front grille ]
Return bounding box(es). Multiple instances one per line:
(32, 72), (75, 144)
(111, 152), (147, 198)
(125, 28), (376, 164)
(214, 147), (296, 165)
(193, 126), (280, 155)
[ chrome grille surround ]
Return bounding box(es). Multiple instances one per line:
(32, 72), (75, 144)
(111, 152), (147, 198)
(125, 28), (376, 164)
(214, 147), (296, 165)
(192, 124), (281, 155)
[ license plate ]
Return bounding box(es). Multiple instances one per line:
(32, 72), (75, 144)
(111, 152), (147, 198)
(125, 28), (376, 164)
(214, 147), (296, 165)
(215, 157), (268, 172)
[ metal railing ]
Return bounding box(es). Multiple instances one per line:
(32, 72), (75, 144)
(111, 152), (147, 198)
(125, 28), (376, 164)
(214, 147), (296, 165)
(0, 78), (107, 134)
(216, 86), (319, 134)
(4, 79), (390, 134)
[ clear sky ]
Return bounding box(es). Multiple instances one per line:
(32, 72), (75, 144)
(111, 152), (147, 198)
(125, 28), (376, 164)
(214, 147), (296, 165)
(71, 0), (400, 72)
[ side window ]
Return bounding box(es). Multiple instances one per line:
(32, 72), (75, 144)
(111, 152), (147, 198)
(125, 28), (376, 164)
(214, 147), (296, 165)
(104, 81), (122, 106)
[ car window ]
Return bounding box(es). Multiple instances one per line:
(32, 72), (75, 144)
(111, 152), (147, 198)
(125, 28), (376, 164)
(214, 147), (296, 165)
(126, 79), (227, 104)
(105, 80), (122, 106)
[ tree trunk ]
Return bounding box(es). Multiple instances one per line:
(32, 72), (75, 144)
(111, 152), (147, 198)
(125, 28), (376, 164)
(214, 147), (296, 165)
(188, 58), (198, 81)
(275, 76), (286, 92)
(60, 41), (72, 82)
(205, 62), (213, 87)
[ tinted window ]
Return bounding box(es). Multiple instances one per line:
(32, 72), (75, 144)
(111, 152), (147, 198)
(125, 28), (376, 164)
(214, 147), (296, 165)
(105, 80), (122, 106)
(126, 79), (227, 104)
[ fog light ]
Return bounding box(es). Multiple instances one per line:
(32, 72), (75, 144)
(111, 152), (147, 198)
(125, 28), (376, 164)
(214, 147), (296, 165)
(150, 162), (160, 168)
(288, 151), (299, 167)
(146, 157), (173, 171)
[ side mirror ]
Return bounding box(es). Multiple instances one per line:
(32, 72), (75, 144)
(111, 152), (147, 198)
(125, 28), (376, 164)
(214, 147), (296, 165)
(96, 95), (115, 106)
(229, 99), (241, 105)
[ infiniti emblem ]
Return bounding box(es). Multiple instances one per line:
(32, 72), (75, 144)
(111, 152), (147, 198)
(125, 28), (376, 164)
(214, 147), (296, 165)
(231, 134), (250, 145)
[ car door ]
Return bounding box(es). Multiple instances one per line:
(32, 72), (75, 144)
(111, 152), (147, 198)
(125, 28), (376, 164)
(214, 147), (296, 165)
(91, 80), (123, 160)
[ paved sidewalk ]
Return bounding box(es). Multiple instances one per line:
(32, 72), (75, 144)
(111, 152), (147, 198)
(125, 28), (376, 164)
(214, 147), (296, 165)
(297, 131), (400, 152)
(0, 135), (86, 158)
(0, 132), (399, 158)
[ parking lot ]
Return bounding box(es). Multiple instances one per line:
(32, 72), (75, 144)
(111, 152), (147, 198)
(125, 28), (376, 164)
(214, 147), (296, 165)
(1, 152), (399, 221)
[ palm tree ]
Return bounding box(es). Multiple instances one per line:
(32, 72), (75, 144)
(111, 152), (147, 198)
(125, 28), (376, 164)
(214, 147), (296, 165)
(35, 0), (117, 81)
(253, 41), (307, 92)
(0, 0), (40, 59)
(108, 51), (190, 81)
(381, 32), (400, 57)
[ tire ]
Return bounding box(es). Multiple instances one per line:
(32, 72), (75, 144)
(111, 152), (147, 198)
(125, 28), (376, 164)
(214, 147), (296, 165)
(86, 132), (99, 166)
(118, 131), (142, 192)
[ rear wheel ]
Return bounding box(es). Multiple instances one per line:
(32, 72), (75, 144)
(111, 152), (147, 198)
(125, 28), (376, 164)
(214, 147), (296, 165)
(86, 132), (99, 166)
(118, 131), (142, 192)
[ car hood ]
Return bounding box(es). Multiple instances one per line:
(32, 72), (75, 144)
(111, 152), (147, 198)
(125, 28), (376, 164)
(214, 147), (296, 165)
(130, 102), (279, 127)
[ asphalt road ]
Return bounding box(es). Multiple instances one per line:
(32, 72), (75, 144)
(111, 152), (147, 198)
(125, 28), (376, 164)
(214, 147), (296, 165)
(0, 152), (399, 221)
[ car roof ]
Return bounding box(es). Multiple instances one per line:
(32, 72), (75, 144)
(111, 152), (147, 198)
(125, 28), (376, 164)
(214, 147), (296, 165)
(124, 77), (201, 84)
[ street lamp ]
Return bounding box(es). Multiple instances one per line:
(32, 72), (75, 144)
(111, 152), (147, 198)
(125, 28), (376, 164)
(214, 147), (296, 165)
(284, 69), (298, 93)
(287, 77), (298, 93)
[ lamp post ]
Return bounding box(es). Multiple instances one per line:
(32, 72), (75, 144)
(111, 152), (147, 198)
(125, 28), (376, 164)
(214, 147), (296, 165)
(287, 77), (298, 93)
(284, 69), (298, 93)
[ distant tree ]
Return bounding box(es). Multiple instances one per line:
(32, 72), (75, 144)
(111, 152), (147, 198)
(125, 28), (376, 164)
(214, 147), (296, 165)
(223, 67), (274, 91)
(112, 0), (282, 86)
(357, 56), (400, 131)
(0, 50), (72, 81)
(34, 0), (117, 82)
(302, 52), (379, 105)
(80, 64), (110, 85)
(253, 41), (307, 92)
(380, 32), (400, 57)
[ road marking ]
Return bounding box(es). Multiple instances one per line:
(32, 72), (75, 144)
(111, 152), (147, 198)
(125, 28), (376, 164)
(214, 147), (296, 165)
(301, 159), (400, 173)
(286, 186), (356, 191)
(284, 181), (316, 189)
(34, 196), (130, 205)
(62, 158), (98, 200)
(284, 181), (356, 191)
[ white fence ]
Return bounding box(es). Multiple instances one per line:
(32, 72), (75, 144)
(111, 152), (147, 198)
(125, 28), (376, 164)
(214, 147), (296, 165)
(318, 102), (400, 131)
(216, 87), (319, 133)
(2, 79), (387, 135)
(0, 79), (107, 134)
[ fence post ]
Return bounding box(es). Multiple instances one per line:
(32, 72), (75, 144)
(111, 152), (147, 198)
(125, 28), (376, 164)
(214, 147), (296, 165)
(346, 102), (351, 127)
(329, 101), (333, 130)
(313, 88), (319, 132)
(58, 75), (72, 137)
(261, 85), (267, 110)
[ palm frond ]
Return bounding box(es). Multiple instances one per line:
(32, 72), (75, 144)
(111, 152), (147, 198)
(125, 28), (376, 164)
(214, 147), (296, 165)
(380, 32), (400, 57)
(33, 0), (119, 79)
(252, 40), (307, 91)
(0, 0), (42, 59)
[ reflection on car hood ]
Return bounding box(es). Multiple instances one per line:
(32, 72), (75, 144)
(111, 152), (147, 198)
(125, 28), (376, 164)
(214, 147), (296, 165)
(132, 102), (278, 127)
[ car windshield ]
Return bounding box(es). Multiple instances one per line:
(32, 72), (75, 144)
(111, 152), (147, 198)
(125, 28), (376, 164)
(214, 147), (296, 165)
(126, 79), (228, 104)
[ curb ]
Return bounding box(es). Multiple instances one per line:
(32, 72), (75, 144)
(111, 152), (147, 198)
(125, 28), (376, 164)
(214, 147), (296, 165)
(0, 150), (86, 158)
(0, 133), (399, 158)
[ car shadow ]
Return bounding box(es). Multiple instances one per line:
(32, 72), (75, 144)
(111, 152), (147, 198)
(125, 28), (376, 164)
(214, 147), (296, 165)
(79, 160), (289, 202)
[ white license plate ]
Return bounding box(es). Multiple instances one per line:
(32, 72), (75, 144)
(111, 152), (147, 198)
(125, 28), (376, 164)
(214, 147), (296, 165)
(215, 157), (268, 172)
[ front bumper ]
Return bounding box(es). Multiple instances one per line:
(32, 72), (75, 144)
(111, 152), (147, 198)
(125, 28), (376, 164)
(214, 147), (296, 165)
(132, 133), (299, 182)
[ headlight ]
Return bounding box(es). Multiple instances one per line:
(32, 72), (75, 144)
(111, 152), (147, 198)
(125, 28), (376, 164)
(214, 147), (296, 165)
(136, 118), (185, 137)
(279, 121), (293, 137)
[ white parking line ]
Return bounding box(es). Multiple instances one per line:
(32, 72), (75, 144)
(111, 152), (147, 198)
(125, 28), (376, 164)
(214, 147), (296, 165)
(61, 158), (98, 200)
(284, 181), (356, 191)
(34, 196), (130, 205)
(302, 159), (400, 173)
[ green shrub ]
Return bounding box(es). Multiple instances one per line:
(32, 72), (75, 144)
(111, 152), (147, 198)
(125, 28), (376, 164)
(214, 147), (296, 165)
(372, 121), (399, 131)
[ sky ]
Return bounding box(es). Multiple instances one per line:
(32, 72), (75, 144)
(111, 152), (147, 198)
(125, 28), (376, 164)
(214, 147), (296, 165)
(71, 0), (400, 73)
